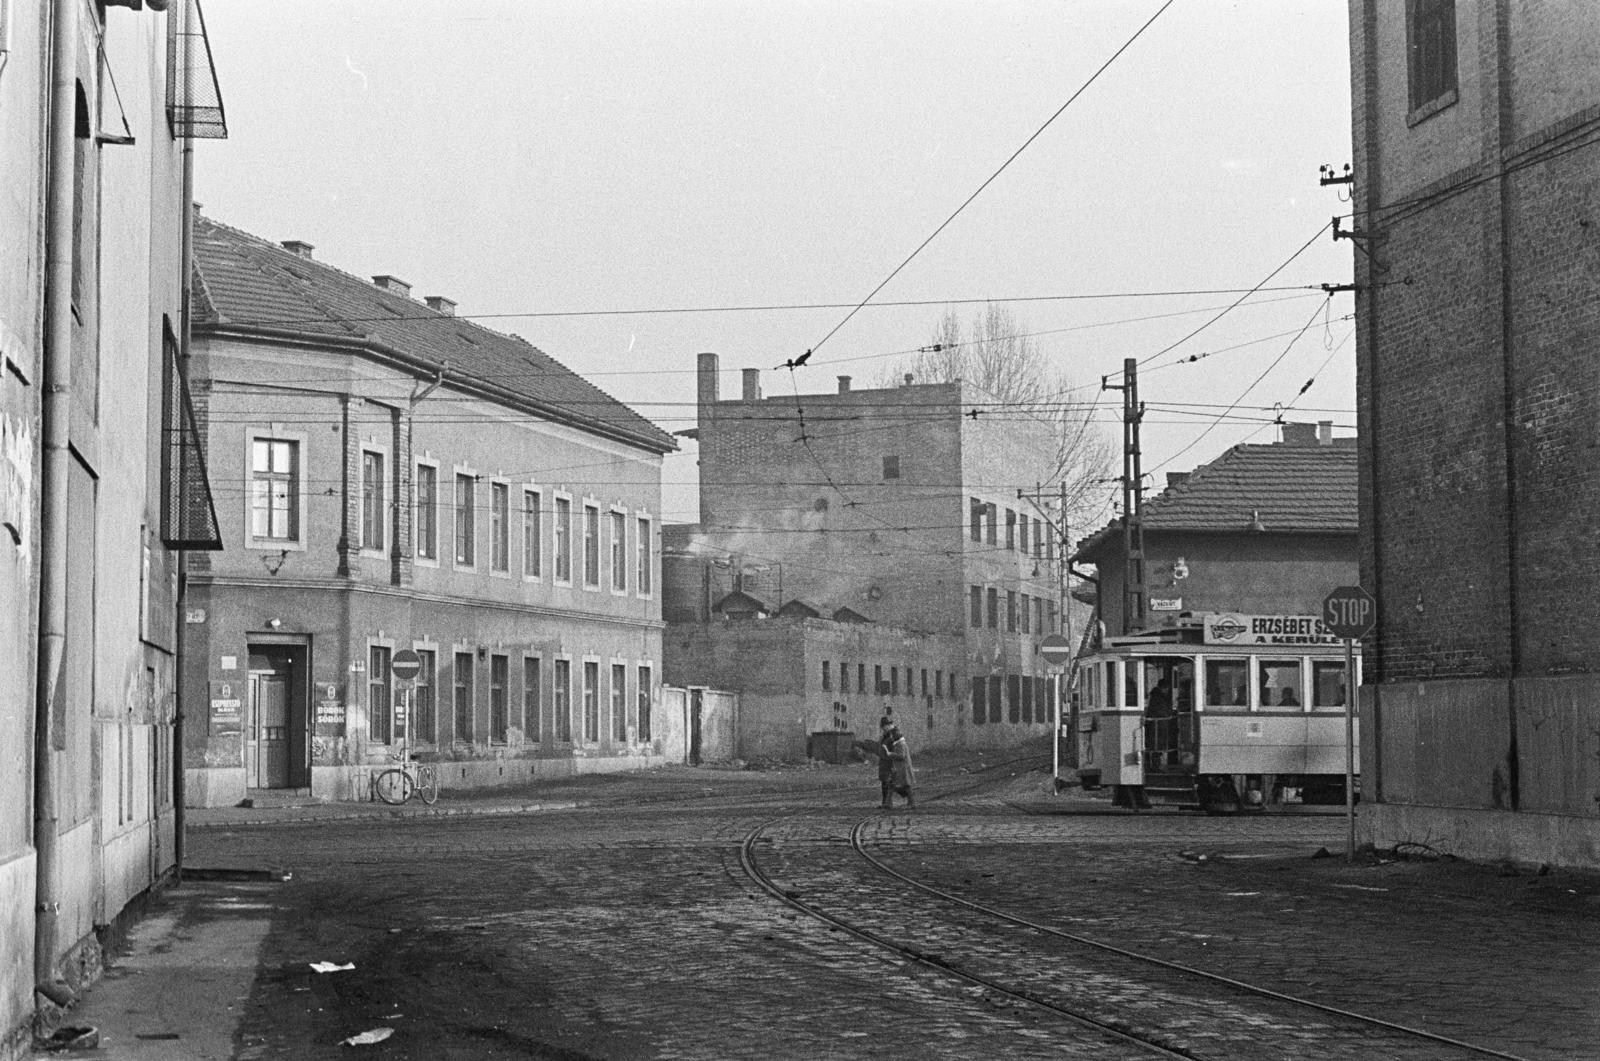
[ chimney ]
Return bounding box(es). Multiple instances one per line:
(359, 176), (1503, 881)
(424, 295), (457, 316)
(742, 368), (761, 401)
(1166, 472), (1190, 489)
(837, 375), (852, 393)
(1280, 422), (1317, 445)
(697, 352), (721, 411)
(1317, 420), (1333, 445)
(280, 240), (314, 259)
(903, 373), (914, 387)
(372, 275), (412, 298)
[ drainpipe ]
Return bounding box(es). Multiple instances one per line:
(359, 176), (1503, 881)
(173, 140), (195, 878)
(35, 0), (78, 990)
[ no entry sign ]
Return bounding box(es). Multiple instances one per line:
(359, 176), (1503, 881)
(391, 649), (422, 681)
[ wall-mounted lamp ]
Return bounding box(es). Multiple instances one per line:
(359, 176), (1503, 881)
(1247, 510), (1267, 533)
(267, 618), (283, 630)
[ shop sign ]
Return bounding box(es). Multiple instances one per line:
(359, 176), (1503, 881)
(1203, 613), (1340, 647)
(315, 700), (345, 724)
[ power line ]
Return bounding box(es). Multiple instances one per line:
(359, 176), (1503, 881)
(801, 0), (1177, 360)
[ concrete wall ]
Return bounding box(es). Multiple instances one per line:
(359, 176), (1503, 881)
(1351, 1), (1600, 866)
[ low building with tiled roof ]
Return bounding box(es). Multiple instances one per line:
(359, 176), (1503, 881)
(1073, 422), (1357, 636)
(181, 213), (681, 806)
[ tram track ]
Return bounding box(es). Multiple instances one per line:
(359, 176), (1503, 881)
(739, 807), (1536, 1061)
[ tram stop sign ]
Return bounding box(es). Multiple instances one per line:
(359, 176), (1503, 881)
(391, 649), (422, 682)
(1039, 634), (1073, 667)
(1322, 585), (1376, 641)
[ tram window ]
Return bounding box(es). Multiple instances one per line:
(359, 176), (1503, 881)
(1258, 660), (1303, 708)
(1205, 659), (1249, 711)
(1124, 665), (1137, 709)
(1312, 661), (1347, 709)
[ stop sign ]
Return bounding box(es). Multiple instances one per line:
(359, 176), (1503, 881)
(1322, 586), (1376, 640)
(1039, 634), (1073, 666)
(391, 649), (422, 681)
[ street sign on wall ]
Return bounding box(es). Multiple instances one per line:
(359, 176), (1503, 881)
(1322, 586), (1376, 640)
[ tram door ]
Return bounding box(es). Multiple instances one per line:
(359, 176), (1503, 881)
(1142, 656), (1196, 771)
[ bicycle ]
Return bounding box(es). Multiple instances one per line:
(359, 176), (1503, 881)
(373, 752), (441, 805)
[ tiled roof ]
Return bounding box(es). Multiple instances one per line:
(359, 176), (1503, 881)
(190, 214), (675, 454)
(1074, 439), (1356, 560)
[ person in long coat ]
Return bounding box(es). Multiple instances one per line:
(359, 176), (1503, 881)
(877, 716), (915, 808)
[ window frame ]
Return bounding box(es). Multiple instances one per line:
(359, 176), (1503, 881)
(489, 652), (509, 743)
(553, 656), (573, 743)
(582, 502), (602, 589)
(610, 508), (629, 595)
(453, 469), (478, 569)
(412, 645), (438, 743)
(414, 459), (440, 565)
(611, 660), (628, 742)
(245, 431), (309, 551)
(522, 486), (543, 580)
(637, 663), (653, 742)
(359, 445), (388, 555)
(582, 658), (601, 743)
(452, 649), (475, 744)
(553, 493), (573, 585)
(522, 654), (542, 743)
(636, 513), (654, 597)
(1406, 0), (1458, 120)
(368, 643), (393, 744)
(489, 479), (511, 574)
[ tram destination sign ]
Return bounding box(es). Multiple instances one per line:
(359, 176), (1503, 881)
(1203, 613), (1342, 647)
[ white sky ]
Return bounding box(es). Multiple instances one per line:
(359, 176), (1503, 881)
(196, 0), (1355, 529)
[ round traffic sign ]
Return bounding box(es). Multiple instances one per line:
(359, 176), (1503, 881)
(1039, 633), (1073, 666)
(1322, 585), (1376, 640)
(391, 648), (422, 681)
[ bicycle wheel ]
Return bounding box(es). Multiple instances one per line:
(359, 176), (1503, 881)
(374, 768), (413, 805)
(416, 764), (440, 806)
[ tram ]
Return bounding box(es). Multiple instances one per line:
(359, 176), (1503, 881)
(1069, 612), (1360, 812)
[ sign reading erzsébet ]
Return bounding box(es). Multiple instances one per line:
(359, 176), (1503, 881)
(1203, 613), (1341, 647)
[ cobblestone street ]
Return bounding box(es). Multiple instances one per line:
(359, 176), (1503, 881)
(68, 758), (1600, 1060)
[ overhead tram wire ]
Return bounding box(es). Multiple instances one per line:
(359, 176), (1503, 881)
(1135, 219), (1335, 368)
(797, 0), (1176, 363)
(224, 283), (1325, 331)
(1148, 295), (1335, 475)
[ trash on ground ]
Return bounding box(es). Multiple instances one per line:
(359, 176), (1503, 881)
(309, 961), (356, 973)
(341, 1027), (394, 1046)
(41, 1025), (99, 1052)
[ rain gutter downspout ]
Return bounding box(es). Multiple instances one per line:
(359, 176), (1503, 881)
(173, 139), (194, 878)
(35, 0), (77, 990)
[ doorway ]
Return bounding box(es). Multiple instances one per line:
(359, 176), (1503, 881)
(246, 643), (308, 790)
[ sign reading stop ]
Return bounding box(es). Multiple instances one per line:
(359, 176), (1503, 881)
(391, 648), (422, 681)
(1039, 634), (1073, 667)
(1322, 585), (1376, 640)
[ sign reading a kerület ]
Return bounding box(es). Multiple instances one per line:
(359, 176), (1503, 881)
(1202, 613), (1341, 647)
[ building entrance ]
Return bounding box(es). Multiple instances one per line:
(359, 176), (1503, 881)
(246, 644), (308, 790)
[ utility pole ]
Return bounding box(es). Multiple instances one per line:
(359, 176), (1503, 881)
(1102, 358), (1146, 634)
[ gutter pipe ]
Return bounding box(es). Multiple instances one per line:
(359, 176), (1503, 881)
(34, 0), (78, 990)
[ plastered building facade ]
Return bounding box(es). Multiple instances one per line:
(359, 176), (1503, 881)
(0, 1), (224, 1052)
(182, 216), (678, 806)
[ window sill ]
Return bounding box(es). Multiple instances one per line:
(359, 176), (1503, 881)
(1406, 88), (1457, 128)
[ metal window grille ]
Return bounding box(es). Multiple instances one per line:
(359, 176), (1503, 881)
(166, 0), (228, 140)
(637, 665), (652, 741)
(160, 329), (222, 549)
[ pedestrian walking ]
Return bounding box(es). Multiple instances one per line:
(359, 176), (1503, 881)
(877, 716), (915, 808)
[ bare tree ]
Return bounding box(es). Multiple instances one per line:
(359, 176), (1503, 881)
(876, 304), (1113, 532)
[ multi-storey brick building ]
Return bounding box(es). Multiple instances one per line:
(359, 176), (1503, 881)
(182, 215), (677, 806)
(2, 1), (227, 1052)
(663, 354), (1065, 755)
(1350, 1), (1600, 866)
